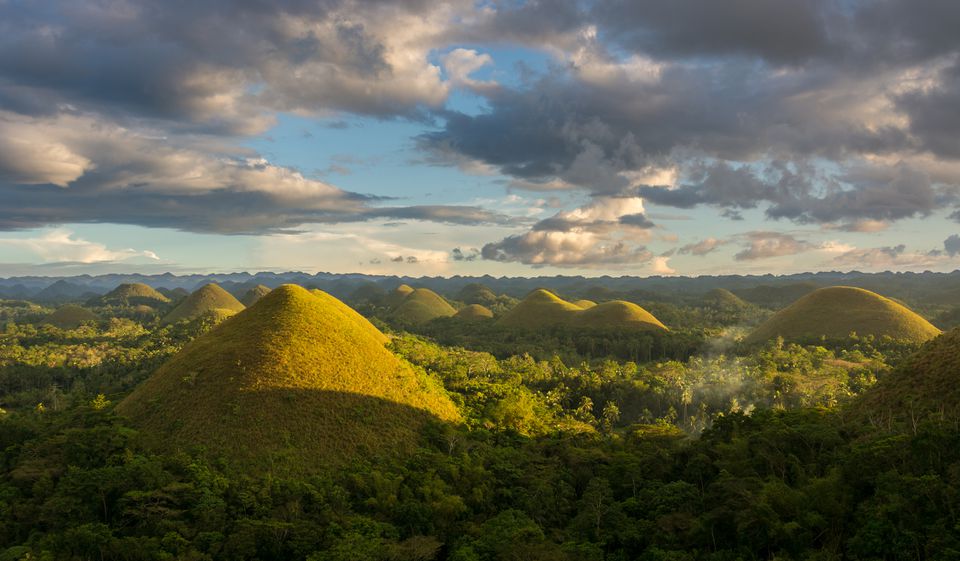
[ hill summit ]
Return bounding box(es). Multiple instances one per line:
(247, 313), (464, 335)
(42, 305), (97, 329)
(392, 288), (456, 324)
(240, 284), (272, 307)
(455, 304), (494, 320)
(161, 283), (245, 324)
(498, 289), (667, 331)
(117, 285), (460, 472)
(96, 283), (170, 306)
(744, 286), (940, 345)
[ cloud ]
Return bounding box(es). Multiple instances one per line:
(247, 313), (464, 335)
(0, 229), (159, 263)
(443, 48), (497, 92)
(0, 111), (511, 233)
(678, 237), (726, 256)
(829, 243), (950, 269)
(451, 247), (479, 261)
(650, 255), (676, 275)
(734, 232), (818, 261)
(944, 234), (960, 257)
(480, 196), (654, 266)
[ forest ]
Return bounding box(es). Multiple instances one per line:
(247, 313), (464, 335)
(0, 275), (957, 560)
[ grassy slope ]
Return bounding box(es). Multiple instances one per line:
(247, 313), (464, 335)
(497, 289), (584, 328)
(457, 284), (498, 306)
(855, 328), (960, 424)
(42, 305), (97, 329)
(575, 301), (668, 331)
(117, 285), (460, 473)
(393, 288), (456, 324)
(240, 284), (272, 307)
(573, 299), (597, 309)
(100, 283), (170, 305)
(162, 283), (245, 324)
(744, 286), (941, 345)
(309, 288), (389, 344)
(385, 284), (415, 308)
(455, 304), (494, 320)
(703, 288), (749, 309)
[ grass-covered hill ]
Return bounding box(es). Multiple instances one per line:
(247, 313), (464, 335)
(116, 285), (460, 473)
(240, 284), (271, 307)
(702, 288), (749, 310)
(454, 304), (494, 320)
(384, 284), (415, 308)
(497, 289), (584, 328)
(161, 283), (245, 324)
(497, 289), (668, 331)
(744, 286), (941, 345)
(574, 301), (668, 331)
(392, 288), (456, 324)
(457, 283), (498, 306)
(855, 328), (960, 426)
(94, 283), (170, 307)
(41, 305), (98, 329)
(309, 288), (389, 344)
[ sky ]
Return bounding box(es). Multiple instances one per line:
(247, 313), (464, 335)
(1, 0), (960, 277)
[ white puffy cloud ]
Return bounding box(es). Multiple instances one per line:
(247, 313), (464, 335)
(0, 229), (159, 263)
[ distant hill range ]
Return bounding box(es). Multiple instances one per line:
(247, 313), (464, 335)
(3, 270), (960, 312)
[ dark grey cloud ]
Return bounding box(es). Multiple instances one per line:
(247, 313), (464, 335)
(0, 0), (451, 133)
(945, 234), (960, 257)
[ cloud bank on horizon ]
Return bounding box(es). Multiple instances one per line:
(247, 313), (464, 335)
(0, 0), (959, 275)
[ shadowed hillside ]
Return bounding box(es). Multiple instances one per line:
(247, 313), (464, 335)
(161, 283), (245, 324)
(744, 286), (941, 345)
(95, 283), (170, 307)
(117, 285), (460, 473)
(702, 288), (749, 310)
(240, 284), (271, 307)
(455, 304), (494, 320)
(41, 305), (97, 329)
(457, 283), (498, 306)
(575, 301), (668, 331)
(855, 328), (960, 427)
(392, 288), (456, 324)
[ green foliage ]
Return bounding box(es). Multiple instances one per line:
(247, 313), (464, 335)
(745, 286), (941, 346)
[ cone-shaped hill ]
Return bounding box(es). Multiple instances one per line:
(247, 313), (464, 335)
(743, 286), (940, 345)
(385, 284), (415, 308)
(161, 283), (245, 324)
(575, 301), (668, 331)
(392, 288), (456, 324)
(455, 304), (494, 320)
(240, 284), (272, 307)
(42, 305), (97, 329)
(854, 328), (960, 426)
(96, 283), (170, 306)
(498, 289), (587, 328)
(702, 288), (749, 310)
(457, 283), (498, 306)
(117, 285), (460, 473)
(499, 289), (668, 330)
